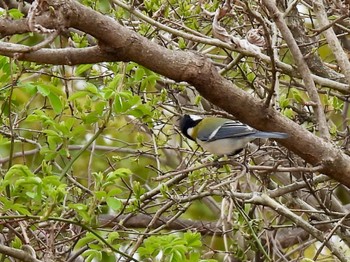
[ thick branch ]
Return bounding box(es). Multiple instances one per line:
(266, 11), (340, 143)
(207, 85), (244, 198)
(98, 214), (223, 235)
(0, 12), (349, 93)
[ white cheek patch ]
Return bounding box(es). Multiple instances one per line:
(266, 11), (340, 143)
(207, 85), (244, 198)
(187, 127), (195, 138)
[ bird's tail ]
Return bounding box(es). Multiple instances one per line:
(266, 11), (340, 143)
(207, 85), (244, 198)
(254, 131), (288, 139)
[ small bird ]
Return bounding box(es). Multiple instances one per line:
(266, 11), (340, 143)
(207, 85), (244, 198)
(180, 114), (288, 156)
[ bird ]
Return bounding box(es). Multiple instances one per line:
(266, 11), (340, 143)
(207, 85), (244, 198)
(179, 114), (288, 156)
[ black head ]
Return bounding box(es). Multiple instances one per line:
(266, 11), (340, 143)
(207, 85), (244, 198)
(179, 114), (202, 141)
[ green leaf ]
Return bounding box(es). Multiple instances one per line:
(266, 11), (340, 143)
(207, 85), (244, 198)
(114, 92), (130, 113)
(107, 188), (123, 197)
(187, 252), (200, 262)
(173, 249), (185, 262)
(184, 232), (202, 248)
(11, 236), (22, 249)
(94, 101), (106, 115)
(107, 232), (120, 245)
(68, 91), (90, 101)
(332, 96), (343, 112)
(85, 83), (99, 94)
(95, 191), (107, 200)
(26, 191), (38, 199)
(194, 95), (202, 106)
(133, 181), (145, 199)
(114, 91), (142, 113)
(48, 93), (63, 114)
(106, 197), (122, 211)
(283, 108), (294, 119)
(37, 84), (51, 97)
(114, 94), (125, 113)
(106, 168), (132, 181)
(106, 74), (123, 90)
(5, 164), (34, 180)
(76, 64), (93, 75)
(160, 183), (169, 198)
(88, 243), (103, 251)
(69, 203), (87, 211)
(291, 89), (305, 104)
(8, 9), (24, 19)
(134, 66), (145, 81)
(68, 203), (90, 222)
(11, 203), (31, 215)
(129, 104), (152, 118)
(178, 37), (186, 49)
(279, 95), (290, 109)
(20, 82), (37, 95)
(70, 32), (89, 48)
(83, 250), (102, 262)
(15, 177), (42, 187)
(43, 129), (60, 137)
(83, 111), (100, 124)
(101, 251), (117, 262)
(75, 233), (96, 249)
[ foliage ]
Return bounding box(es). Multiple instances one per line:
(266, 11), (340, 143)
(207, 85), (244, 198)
(137, 232), (206, 262)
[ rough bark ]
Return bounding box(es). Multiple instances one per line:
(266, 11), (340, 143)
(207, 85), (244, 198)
(1, 0), (350, 187)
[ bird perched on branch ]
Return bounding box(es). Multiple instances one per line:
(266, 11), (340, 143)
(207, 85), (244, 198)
(180, 114), (288, 156)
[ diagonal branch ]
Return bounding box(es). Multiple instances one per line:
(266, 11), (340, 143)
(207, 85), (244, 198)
(0, 11), (349, 93)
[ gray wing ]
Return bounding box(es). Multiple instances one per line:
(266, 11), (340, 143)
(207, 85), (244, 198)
(198, 120), (257, 142)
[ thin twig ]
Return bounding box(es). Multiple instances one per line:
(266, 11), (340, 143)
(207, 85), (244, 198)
(313, 1), (350, 87)
(262, 0), (331, 140)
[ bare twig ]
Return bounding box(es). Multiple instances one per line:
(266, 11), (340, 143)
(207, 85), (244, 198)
(313, 1), (350, 87)
(262, 0), (331, 140)
(255, 193), (349, 262)
(313, 213), (350, 260)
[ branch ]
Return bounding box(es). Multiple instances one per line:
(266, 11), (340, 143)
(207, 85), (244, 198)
(282, 2), (345, 83)
(313, 1), (350, 86)
(255, 193), (349, 262)
(262, 0), (330, 140)
(0, 144), (158, 164)
(273, 226), (328, 249)
(0, 31), (58, 53)
(0, 244), (42, 262)
(0, 45), (119, 65)
(0, 7), (349, 93)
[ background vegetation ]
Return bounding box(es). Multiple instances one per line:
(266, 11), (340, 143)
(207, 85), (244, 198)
(0, 0), (350, 261)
